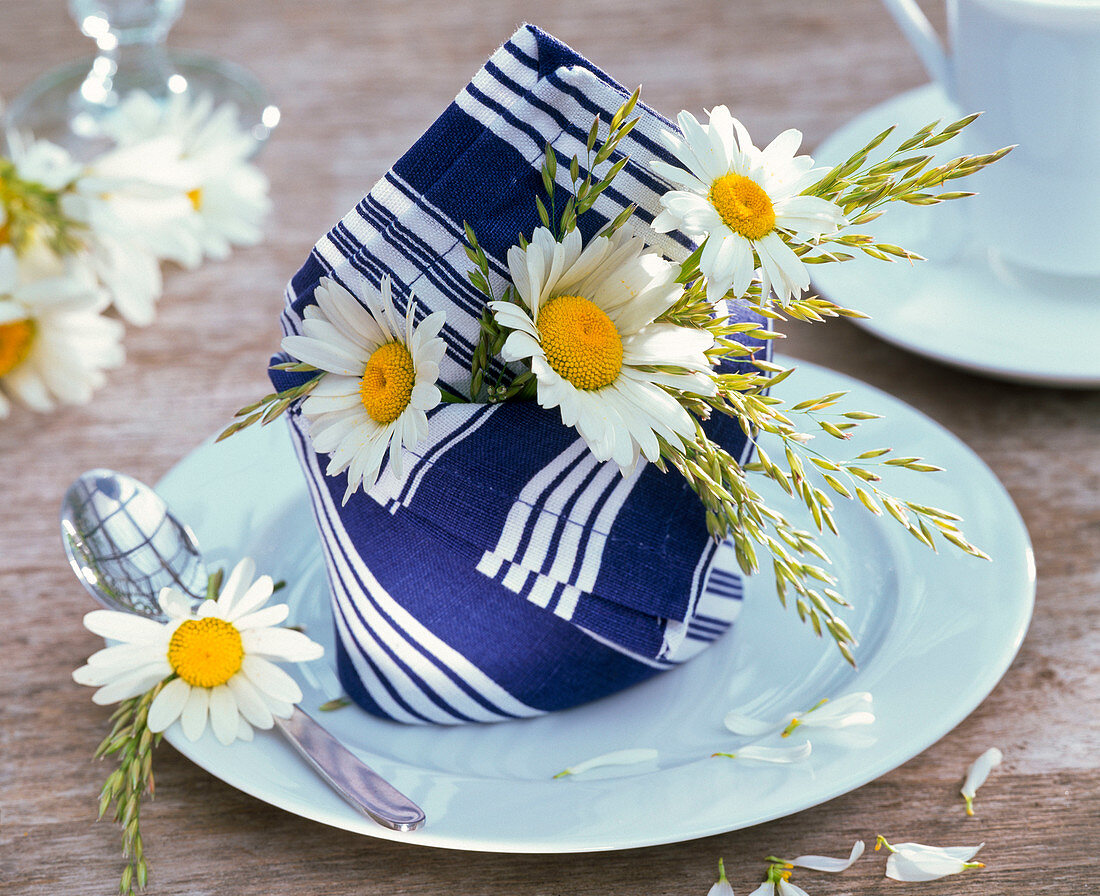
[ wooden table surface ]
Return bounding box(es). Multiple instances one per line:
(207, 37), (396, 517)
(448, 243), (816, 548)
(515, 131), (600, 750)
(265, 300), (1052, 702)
(2, 0), (1097, 892)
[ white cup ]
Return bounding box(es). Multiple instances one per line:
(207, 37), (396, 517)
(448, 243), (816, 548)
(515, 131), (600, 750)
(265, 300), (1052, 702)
(880, 0), (1100, 277)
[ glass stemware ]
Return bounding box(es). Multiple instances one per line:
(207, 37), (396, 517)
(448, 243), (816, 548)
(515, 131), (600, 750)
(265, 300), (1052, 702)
(3, 0), (279, 161)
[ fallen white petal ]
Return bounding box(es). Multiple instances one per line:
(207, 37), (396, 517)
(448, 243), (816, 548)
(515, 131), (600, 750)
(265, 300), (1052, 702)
(715, 743), (812, 764)
(707, 859), (734, 896)
(961, 747), (1003, 814)
(787, 839), (865, 872)
(884, 841), (984, 882)
(788, 692), (875, 734)
(801, 692), (873, 725)
(554, 748), (658, 778)
(776, 880), (810, 896)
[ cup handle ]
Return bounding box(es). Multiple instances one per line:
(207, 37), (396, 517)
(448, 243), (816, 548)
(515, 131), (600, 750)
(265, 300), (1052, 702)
(879, 0), (953, 95)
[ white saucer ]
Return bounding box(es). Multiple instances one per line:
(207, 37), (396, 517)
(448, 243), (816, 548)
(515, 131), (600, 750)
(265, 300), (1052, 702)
(811, 84), (1100, 388)
(154, 356), (1034, 852)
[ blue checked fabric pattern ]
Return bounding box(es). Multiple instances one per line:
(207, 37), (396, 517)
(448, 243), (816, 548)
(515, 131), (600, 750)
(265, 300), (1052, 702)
(271, 25), (771, 724)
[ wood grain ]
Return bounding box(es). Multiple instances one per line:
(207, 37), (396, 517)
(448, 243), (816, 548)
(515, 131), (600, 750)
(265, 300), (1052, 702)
(2, 0), (1098, 893)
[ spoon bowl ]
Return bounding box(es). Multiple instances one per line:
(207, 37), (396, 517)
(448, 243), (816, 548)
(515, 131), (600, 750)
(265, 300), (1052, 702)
(61, 469), (206, 619)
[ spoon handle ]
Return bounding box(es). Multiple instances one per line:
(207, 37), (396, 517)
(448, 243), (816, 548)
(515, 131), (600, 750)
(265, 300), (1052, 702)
(273, 708), (425, 832)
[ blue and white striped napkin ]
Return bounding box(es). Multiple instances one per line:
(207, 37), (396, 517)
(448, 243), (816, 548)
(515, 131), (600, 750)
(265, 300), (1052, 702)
(271, 25), (771, 724)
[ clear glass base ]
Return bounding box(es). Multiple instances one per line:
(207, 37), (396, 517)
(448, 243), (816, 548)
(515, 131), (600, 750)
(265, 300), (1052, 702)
(3, 49), (278, 162)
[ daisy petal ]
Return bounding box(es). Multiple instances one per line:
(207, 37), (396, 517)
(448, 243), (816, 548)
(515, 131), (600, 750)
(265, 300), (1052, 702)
(90, 664), (169, 705)
(147, 677), (191, 732)
(555, 748), (658, 778)
(885, 842), (984, 882)
(180, 685), (210, 741)
(231, 603), (290, 631)
(763, 128), (803, 163)
(160, 588), (194, 619)
(788, 839), (865, 872)
(215, 557), (258, 609)
(82, 610), (167, 643)
(222, 575), (275, 621)
(241, 627), (325, 662)
(409, 382), (441, 411)
(280, 335), (363, 376)
(961, 747), (1003, 814)
(714, 742), (812, 764)
(240, 654), (304, 704)
(226, 674), (275, 729)
(208, 685), (240, 745)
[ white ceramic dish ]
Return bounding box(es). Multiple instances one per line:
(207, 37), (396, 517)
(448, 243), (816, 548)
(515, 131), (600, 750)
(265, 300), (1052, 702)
(811, 84), (1100, 388)
(156, 356), (1034, 853)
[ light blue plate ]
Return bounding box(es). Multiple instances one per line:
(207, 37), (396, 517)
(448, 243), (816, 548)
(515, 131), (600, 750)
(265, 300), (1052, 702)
(157, 356), (1034, 852)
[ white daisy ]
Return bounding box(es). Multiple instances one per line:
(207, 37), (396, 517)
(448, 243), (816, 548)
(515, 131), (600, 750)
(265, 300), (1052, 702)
(282, 274), (446, 503)
(68, 134), (203, 269)
(181, 151), (270, 262)
(0, 243), (123, 417)
(651, 106), (846, 305)
(3, 138), (166, 327)
(72, 558), (324, 746)
(489, 226), (715, 475)
(101, 90), (270, 261)
(60, 136), (198, 324)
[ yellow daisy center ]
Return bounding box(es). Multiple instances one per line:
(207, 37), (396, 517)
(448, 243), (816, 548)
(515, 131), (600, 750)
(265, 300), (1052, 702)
(709, 173), (776, 240)
(187, 187), (203, 210)
(0, 319), (35, 377)
(359, 341), (416, 424)
(167, 617), (244, 688)
(538, 294), (623, 390)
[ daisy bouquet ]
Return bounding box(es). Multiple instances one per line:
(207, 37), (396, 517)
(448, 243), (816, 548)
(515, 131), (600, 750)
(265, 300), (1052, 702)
(0, 90), (269, 418)
(224, 26), (1003, 722)
(232, 100), (1001, 660)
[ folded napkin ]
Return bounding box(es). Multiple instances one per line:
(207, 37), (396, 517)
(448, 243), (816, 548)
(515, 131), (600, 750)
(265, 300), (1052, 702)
(272, 25), (770, 724)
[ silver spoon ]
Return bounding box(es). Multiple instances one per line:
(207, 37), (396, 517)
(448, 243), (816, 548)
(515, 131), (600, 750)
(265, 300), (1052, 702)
(61, 468), (426, 833)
